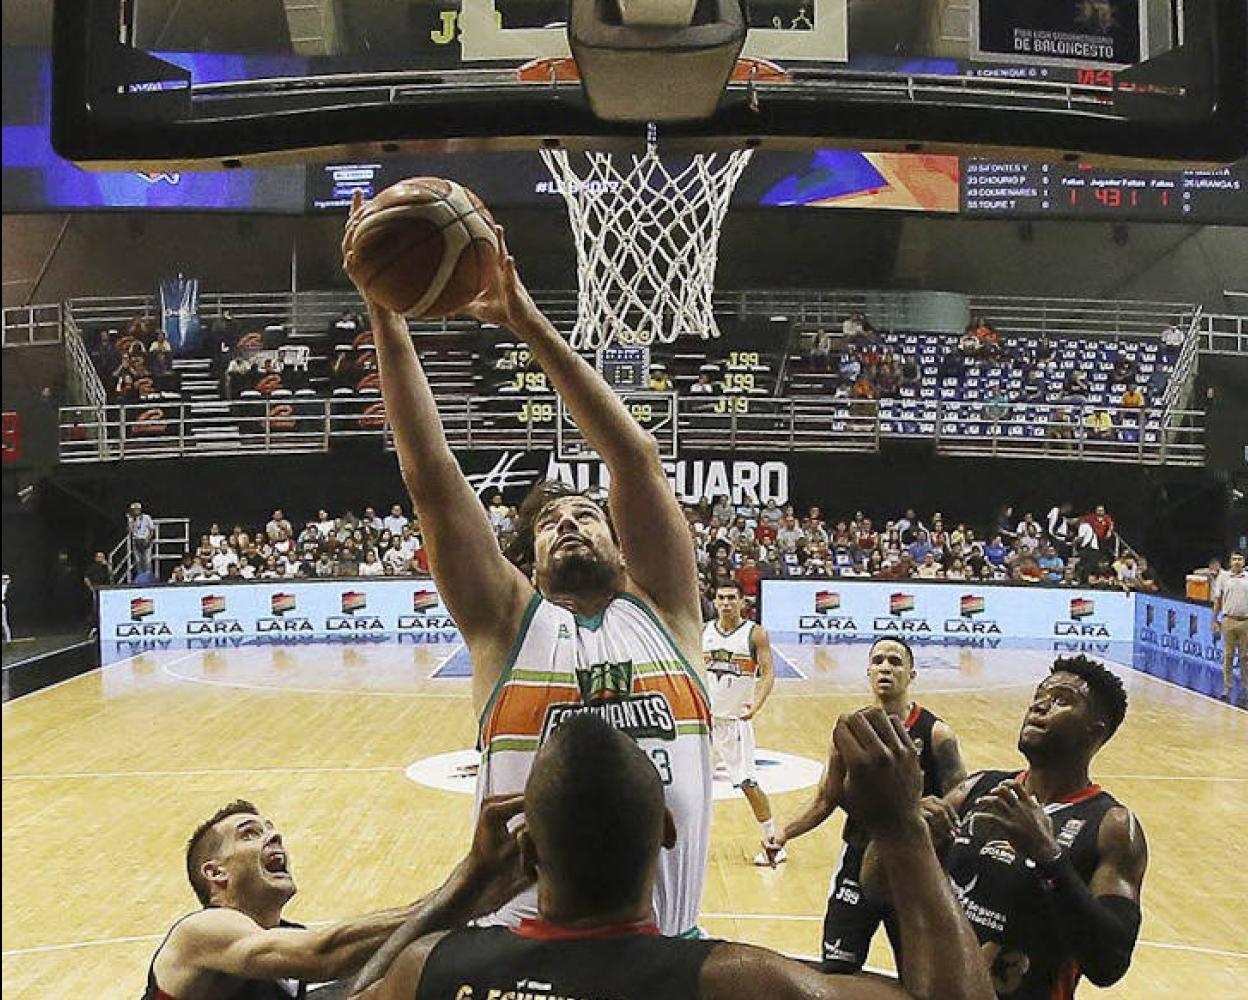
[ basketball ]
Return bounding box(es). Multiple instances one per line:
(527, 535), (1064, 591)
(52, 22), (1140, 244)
(347, 177), (498, 317)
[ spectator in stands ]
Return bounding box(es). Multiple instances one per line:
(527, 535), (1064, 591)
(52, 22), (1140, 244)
(1121, 385), (1145, 409)
(734, 556), (762, 607)
(841, 312), (866, 342)
(1134, 557), (1160, 594)
(972, 317), (1001, 359)
(148, 330), (174, 377)
(899, 355), (919, 388)
(1014, 555), (1045, 583)
(984, 534), (1008, 567)
(314, 509), (334, 537)
(265, 510), (292, 541)
(849, 374), (877, 414)
(484, 493), (507, 535)
(875, 356), (901, 398)
(330, 308), (363, 346)
(907, 528), (933, 565)
(809, 328), (833, 371)
(1084, 407), (1115, 442)
(1160, 320), (1185, 362)
(1113, 553), (1140, 589)
(1034, 335), (1055, 363)
(690, 372), (716, 395)
(1038, 544), (1065, 583)
(985, 389), (1011, 426)
(225, 354), (252, 400)
(942, 557), (967, 581)
(383, 504), (409, 536)
(1064, 370), (1091, 400)
(1085, 504), (1116, 542)
(127, 502), (156, 576)
(1045, 406), (1075, 452)
(358, 548), (385, 577)
(1193, 556), (1223, 582)
(837, 351), (862, 384)
(915, 552), (942, 579)
(81, 551), (111, 630)
(363, 507), (384, 533)
(648, 365), (674, 392)
(92, 329), (122, 380)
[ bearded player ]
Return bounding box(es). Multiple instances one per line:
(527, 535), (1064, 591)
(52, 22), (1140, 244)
(342, 193), (710, 947)
(702, 580), (781, 866)
(770, 638), (967, 972)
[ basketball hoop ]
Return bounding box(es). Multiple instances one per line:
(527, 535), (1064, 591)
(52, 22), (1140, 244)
(524, 58), (791, 349)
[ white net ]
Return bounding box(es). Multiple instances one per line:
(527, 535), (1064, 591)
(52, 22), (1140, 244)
(540, 132), (753, 350)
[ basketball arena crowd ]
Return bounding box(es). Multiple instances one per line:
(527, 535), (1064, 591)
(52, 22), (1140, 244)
(126, 494), (1156, 604)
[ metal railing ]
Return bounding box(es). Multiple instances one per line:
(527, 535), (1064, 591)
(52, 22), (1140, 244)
(58, 289), (1204, 349)
(62, 313), (108, 409)
(1161, 308), (1203, 413)
(1195, 312), (1248, 355)
(1, 304), (63, 348)
(58, 396), (1204, 467)
(966, 295), (1195, 340)
(108, 517), (191, 583)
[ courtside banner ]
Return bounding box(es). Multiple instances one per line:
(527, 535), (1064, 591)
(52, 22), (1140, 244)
(98, 580), (458, 643)
(760, 579), (1135, 641)
(972, 0), (1145, 68)
(1134, 593), (1226, 697)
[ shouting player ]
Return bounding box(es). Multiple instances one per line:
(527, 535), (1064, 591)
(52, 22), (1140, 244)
(771, 638), (967, 972)
(342, 196), (711, 942)
(702, 579), (781, 866)
(143, 797), (528, 999)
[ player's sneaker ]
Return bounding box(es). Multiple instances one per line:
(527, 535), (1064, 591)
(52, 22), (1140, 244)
(753, 845), (787, 867)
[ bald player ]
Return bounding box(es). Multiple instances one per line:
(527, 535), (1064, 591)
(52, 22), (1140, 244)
(771, 637), (967, 973)
(351, 712), (993, 1000)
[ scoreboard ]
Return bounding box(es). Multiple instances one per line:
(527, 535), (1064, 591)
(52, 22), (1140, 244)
(961, 159), (1248, 223)
(598, 346), (651, 392)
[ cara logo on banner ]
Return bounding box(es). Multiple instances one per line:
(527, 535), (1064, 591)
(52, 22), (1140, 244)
(762, 580), (1134, 641)
(973, 0), (1144, 68)
(258, 591), (314, 634)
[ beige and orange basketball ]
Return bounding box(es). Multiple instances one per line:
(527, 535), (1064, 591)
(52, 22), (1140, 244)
(347, 177), (498, 317)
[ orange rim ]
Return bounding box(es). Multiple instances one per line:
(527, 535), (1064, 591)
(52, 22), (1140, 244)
(515, 55), (791, 84)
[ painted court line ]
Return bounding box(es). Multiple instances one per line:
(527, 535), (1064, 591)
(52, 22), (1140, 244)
(3, 765), (405, 782)
(771, 646), (806, 680)
(430, 643), (471, 679)
(5, 648), (201, 704)
(160, 659), (466, 699)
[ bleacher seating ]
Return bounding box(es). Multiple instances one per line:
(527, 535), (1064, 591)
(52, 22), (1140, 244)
(785, 327), (1175, 442)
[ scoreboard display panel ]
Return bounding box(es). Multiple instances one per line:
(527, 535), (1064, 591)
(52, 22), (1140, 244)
(598, 346), (651, 392)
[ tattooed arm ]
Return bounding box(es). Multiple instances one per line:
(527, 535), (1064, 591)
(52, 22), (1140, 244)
(930, 721), (967, 793)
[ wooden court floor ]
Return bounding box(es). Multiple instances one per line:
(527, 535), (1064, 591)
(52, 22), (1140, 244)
(3, 639), (1246, 998)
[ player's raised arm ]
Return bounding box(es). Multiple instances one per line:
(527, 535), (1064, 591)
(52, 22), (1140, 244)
(343, 193), (531, 707)
(463, 228), (701, 641)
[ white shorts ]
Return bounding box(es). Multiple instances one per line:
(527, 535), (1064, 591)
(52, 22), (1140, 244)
(712, 716), (757, 787)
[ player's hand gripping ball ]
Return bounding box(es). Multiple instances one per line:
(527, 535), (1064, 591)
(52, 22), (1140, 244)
(343, 177), (499, 317)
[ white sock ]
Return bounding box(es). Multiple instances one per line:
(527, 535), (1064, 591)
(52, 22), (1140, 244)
(761, 818), (776, 839)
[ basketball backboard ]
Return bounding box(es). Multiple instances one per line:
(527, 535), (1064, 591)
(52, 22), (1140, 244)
(52, 0), (1247, 170)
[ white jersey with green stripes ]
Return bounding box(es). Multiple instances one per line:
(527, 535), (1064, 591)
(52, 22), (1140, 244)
(474, 591), (713, 936)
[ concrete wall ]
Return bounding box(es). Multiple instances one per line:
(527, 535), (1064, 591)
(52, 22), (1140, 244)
(4, 208), (1244, 308)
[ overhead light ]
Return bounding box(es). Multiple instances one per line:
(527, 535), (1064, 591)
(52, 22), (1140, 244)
(769, 314), (789, 322)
